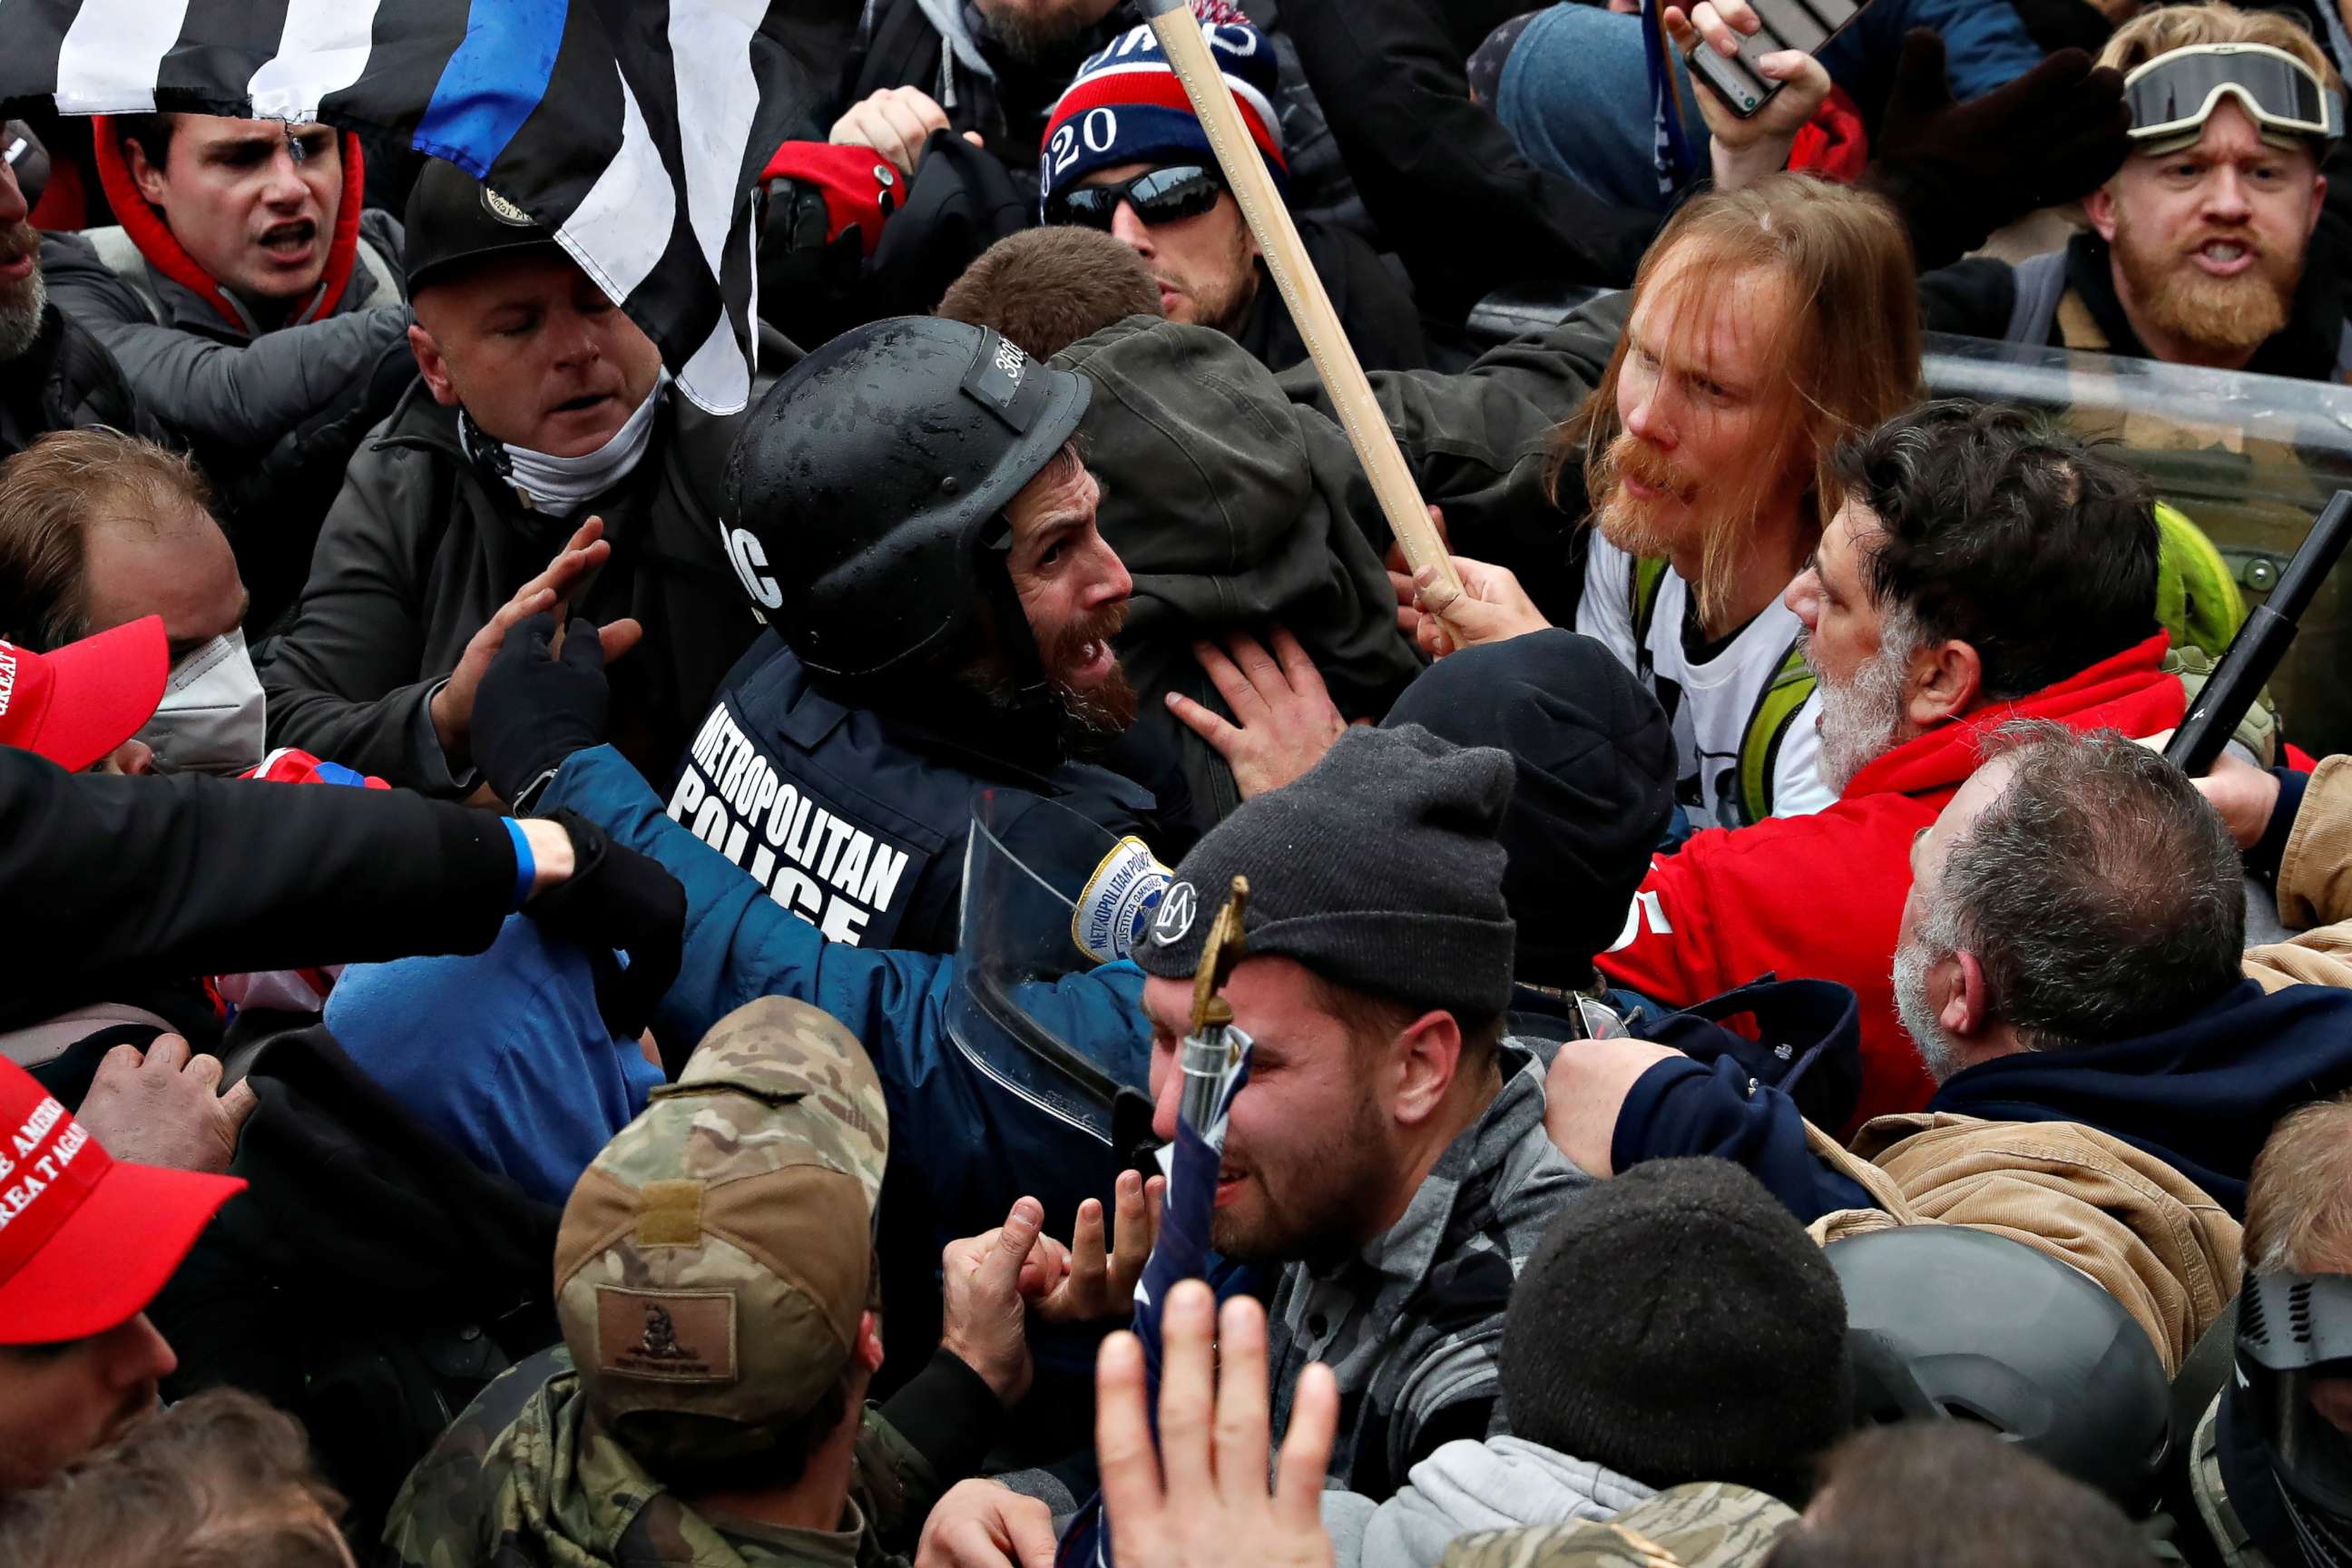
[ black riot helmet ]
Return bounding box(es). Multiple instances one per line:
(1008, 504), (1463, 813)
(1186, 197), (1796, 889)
(722, 316), (1091, 682)
(1830, 1226), (2173, 1515)
(2237, 1271), (2352, 1554)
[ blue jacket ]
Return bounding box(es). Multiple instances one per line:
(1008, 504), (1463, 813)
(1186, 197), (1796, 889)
(543, 743), (1154, 1248)
(1614, 979), (2352, 1220)
(1823, 0), (2047, 105)
(328, 914), (662, 1207)
(672, 632), (1157, 955)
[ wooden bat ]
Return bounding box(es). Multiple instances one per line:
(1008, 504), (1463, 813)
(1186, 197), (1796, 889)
(1140, 0), (1464, 601)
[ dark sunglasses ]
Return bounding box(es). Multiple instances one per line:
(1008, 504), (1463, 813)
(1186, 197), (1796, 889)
(1044, 164), (1225, 231)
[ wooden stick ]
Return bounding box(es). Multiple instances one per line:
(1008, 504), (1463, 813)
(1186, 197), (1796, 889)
(1139, 0), (1463, 599)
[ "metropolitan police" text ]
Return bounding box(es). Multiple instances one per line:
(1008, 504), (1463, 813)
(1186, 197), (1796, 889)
(668, 706), (915, 945)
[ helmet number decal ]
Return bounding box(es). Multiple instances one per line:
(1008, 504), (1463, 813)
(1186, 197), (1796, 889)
(724, 525), (783, 611)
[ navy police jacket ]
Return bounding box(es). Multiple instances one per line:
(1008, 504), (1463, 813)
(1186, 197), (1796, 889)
(546, 740), (1154, 1255)
(663, 631), (1160, 954)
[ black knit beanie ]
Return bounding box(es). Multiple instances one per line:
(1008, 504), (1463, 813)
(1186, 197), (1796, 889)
(1134, 724), (1516, 1021)
(1384, 629), (1673, 986)
(1500, 1158), (1851, 1502)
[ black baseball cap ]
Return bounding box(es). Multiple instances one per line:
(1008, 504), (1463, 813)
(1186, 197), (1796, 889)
(403, 156), (563, 293)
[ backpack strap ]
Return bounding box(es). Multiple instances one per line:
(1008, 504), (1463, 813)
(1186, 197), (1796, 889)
(1629, 555), (1671, 646)
(2002, 250), (2070, 348)
(1735, 638), (1818, 827)
(78, 224), (168, 325)
(1628, 563), (1815, 827)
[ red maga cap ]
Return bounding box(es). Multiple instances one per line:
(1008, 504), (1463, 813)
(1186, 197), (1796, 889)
(0, 616), (169, 772)
(0, 1058), (243, 1344)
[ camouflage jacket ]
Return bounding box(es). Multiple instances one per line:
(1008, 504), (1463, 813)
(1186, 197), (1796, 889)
(381, 1349), (935, 1568)
(1439, 1483), (1798, 1568)
(1269, 1044), (1589, 1500)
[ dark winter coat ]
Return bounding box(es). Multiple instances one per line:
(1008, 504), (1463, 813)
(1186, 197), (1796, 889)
(259, 383), (762, 797)
(40, 211), (414, 625)
(0, 745), (517, 1031)
(1055, 316), (1426, 832)
(0, 300), (162, 462)
(758, 0), (1378, 352)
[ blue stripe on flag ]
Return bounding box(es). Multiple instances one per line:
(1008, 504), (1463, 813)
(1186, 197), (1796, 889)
(413, 0), (569, 175)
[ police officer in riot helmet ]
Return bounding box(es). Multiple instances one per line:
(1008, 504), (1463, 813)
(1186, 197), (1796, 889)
(724, 315), (1140, 750)
(471, 315), (1160, 956)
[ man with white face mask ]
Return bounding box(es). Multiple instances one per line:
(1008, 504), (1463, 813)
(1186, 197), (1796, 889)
(260, 158), (760, 798)
(0, 429), (262, 776)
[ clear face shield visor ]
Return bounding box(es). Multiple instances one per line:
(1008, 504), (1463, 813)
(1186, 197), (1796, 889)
(947, 789), (1164, 1152)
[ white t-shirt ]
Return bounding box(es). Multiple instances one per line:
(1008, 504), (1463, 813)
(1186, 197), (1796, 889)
(1574, 535), (1836, 829)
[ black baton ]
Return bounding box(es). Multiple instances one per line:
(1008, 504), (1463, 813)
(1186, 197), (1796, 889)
(2166, 489), (2352, 777)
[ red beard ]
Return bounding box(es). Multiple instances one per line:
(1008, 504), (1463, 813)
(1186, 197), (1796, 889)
(1592, 432), (1700, 558)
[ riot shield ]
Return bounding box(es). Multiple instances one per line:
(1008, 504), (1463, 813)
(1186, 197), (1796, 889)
(947, 789), (1165, 1151)
(1926, 331), (2352, 754)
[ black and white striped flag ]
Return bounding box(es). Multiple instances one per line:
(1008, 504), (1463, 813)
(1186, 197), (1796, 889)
(0, 0), (838, 413)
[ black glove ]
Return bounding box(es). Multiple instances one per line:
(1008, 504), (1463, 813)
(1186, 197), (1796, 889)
(1867, 30), (2132, 269)
(474, 612), (612, 808)
(524, 808), (686, 1044)
(757, 174), (873, 349)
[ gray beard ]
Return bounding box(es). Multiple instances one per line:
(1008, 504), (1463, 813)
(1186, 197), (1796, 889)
(1891, 938), (1967, 1084)
(1810, 622), (1916, 796)
(0, 261), (46, 363)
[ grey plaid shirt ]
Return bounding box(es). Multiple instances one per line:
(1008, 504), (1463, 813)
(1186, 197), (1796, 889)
(1267, 1043), (1589, 1500)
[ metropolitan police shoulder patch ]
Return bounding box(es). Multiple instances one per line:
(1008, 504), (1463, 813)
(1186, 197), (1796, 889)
(1072, 837), (1171, 965)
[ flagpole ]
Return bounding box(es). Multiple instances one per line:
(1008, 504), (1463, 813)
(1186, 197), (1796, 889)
(1139, 0), (1463, 604)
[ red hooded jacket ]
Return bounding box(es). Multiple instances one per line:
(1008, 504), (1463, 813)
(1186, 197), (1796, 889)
(1598, 632), (2186, 1128)
(87, 113), (367, 331)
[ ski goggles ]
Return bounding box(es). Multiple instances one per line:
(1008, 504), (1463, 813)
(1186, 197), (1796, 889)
(2123, 44), (2341, 149)
(1044, 164), (1225, 231)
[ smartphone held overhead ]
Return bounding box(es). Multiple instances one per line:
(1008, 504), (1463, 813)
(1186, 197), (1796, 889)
(1688, 0), (1867, 117)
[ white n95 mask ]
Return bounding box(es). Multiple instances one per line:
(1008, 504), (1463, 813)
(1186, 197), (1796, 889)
(137, 628), (267, 776)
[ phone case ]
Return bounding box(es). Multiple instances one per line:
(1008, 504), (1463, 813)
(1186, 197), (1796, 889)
(1689, 45), (1769, 117)
(1749, 0), (1828, 57)
(1690, 0), (1870, 119)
